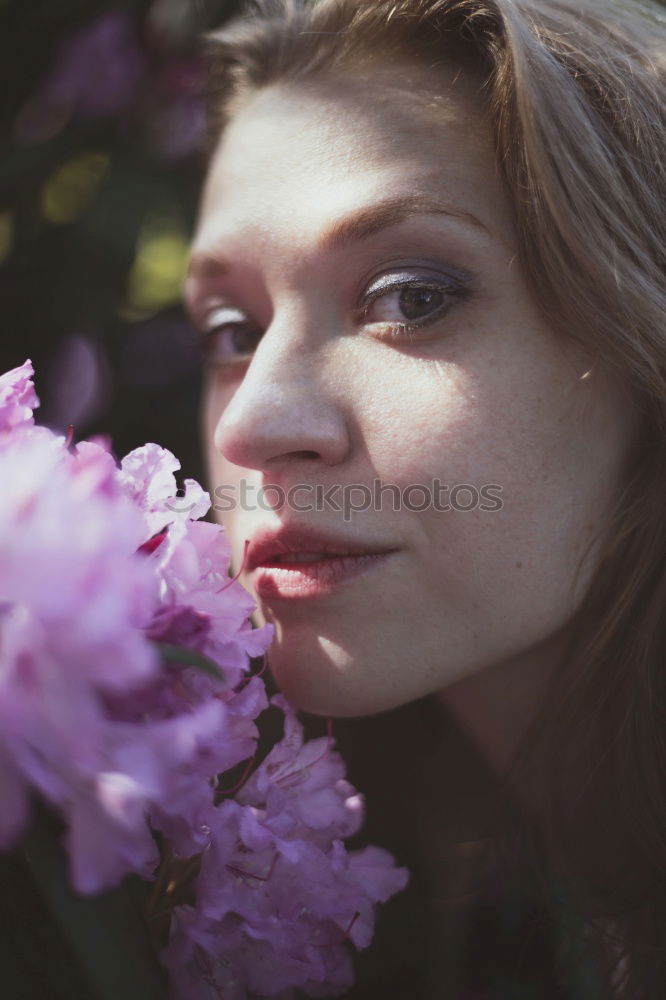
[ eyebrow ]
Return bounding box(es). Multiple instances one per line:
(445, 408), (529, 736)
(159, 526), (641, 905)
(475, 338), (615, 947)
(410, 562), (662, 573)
(317, 193), (492, 254)
(187, 193), (492, 280)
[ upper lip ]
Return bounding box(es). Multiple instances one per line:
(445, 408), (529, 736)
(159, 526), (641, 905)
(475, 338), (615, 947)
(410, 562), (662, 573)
(245, 524), (397, 571)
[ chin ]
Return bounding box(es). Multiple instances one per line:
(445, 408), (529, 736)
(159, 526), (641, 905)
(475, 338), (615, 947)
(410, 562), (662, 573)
(265, 646), (414, 720)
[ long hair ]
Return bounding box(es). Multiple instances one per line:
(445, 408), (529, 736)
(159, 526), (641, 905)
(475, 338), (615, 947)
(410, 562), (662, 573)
(201, 0), (666, 994)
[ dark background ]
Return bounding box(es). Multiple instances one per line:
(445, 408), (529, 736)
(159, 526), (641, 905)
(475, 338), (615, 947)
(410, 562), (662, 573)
(0, 0), (245, 484)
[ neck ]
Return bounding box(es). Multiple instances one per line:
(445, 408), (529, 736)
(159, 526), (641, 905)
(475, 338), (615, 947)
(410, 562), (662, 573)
(436, 630), (568, 775)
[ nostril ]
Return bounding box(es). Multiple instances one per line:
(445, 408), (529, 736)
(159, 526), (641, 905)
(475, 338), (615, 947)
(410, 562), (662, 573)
(266, 449), (321, 465)
(270, 450), (320, 462)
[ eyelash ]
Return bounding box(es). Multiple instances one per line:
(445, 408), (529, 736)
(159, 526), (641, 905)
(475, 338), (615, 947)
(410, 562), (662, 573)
(197, 271), (472, 365)
(359, 273), (471, 337)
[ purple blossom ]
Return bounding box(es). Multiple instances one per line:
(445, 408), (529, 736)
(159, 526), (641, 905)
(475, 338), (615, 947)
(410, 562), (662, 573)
(0, 429), (159, 689)
(0, 359), (39, 436)
(141, 678), (270, 858)
(0, 360), (272, 892)
(149, 59), (207, 161)
(151, 95), (206, 161)
(163, 697), (409, 998)
(42, 334), (112, 432)
(0, 421), (160, 885)
(236, 695), (366, 847)
(41, 11), (145, 121)
(145, 517), (274, 688)
(119, 442), (211, 539)
(0, 359), (408, 997)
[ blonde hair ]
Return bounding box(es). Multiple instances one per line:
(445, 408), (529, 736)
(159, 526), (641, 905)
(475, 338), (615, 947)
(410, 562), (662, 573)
(202, 0), (666, 993)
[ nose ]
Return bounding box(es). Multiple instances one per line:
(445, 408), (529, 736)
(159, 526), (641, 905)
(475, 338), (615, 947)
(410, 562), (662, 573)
(213, 320), (351, 472)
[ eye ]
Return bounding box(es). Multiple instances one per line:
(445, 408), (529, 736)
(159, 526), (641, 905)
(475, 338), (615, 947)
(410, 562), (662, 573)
(360, 268), (472, 338)
(197, 306), (263, 365)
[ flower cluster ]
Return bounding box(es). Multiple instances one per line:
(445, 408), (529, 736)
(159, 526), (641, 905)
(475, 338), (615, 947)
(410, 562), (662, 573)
(165, 695), (409, 999)
(0, 359), (272, 893)
(0, 360), (409, 999)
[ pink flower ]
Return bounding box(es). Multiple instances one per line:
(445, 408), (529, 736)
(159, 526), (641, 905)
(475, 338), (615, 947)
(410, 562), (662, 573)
(119, 442), (211, 539)
(0, 361), (273, 892)
(0, 359), (40, 436)
(0, 429), (158, 690)
(146, 518), (273, 688)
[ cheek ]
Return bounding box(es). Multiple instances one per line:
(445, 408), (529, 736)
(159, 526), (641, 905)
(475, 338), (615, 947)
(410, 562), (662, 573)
(202, 383), (247, 530)
(204, 376), (231, 453)
(357, 351), (626, 632)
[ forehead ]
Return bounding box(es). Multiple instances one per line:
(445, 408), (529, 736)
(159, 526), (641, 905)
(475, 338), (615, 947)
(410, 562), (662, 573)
(195, 64), (515, 255)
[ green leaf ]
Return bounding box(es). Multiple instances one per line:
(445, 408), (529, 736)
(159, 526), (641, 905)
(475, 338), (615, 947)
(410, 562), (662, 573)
(155, 641), (225, 680)
(21, 809), (169, 1000)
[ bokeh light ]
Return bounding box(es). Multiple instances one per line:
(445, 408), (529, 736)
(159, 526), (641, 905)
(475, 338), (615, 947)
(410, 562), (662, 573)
(124, 212), (190, 316)
(41, 153), (110, 225)
(0, 0), (244, 466)
(0, 212), (13, 265)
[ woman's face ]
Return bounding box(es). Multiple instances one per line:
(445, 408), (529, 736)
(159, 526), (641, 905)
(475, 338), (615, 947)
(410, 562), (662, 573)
(187, 62), (634, 718)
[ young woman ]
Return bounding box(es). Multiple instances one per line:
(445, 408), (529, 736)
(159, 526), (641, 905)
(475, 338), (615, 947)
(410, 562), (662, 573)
(185, 0), (666, 995)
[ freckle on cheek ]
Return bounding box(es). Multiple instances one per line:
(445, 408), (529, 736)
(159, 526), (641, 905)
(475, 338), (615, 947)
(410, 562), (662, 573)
(515, 561), (523, 569)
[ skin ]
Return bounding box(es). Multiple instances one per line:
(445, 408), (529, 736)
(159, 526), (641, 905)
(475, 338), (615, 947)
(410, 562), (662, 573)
(185, 61), (636, 766)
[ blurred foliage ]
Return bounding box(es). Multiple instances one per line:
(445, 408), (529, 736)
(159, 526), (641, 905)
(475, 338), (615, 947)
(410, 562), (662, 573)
(0, 0), (245, 481)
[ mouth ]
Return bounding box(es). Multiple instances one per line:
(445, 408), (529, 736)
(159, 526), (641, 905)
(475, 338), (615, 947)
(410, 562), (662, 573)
(243, 524), (399, 600)
(250, 551), (396, 600)
(260, 551), (367, 565)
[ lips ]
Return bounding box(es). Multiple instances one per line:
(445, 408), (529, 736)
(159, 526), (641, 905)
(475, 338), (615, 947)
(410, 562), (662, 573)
(246, 524), (396, 572)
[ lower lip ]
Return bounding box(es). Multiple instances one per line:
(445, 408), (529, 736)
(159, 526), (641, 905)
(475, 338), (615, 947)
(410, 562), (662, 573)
(251, 552), (394, 599)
